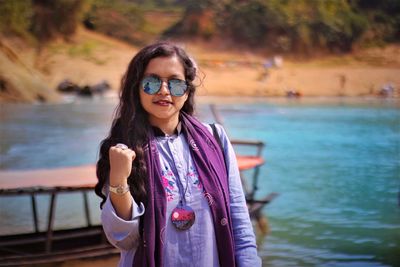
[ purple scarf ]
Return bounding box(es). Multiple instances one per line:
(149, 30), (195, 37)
(133, 112), (236, 266)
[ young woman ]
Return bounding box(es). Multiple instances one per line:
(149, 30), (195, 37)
(95, 42), (261, 267)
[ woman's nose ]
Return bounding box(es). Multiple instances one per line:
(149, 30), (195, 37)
(158, 80), (170, 95)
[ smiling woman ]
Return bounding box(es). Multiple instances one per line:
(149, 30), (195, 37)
(94, 42), (261, 267)
(139, 56), (189, 135)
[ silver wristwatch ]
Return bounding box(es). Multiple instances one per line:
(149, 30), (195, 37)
(109, 184), (130, 195)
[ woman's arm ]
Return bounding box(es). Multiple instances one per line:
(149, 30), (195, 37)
(214, 124), (262, 267)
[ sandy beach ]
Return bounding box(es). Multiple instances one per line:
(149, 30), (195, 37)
(3, 28), (398, 102)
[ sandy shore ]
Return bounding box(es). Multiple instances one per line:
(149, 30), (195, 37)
(5, 28), (397, 101)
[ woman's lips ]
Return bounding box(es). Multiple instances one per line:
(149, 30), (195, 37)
(153, 100), (172, 106)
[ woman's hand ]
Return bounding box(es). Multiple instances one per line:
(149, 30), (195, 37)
(108, 144), (135, 220)
(109, 144), (136, 185)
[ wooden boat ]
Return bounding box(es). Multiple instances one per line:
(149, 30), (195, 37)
(231, 139), (278, 235)
(0, 165), (118, 266)
(0, 120), (277, 265)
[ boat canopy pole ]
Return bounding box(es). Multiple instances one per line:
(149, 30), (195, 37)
(45, 193), (57, 253)
(30, 193), (39, 233)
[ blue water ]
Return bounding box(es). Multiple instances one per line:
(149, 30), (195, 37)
(0, 97), (399, 266)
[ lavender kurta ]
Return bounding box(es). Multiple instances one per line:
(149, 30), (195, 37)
(101, 124), (261, 267)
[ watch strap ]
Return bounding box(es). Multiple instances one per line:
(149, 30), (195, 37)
(109, 184), (130, 195)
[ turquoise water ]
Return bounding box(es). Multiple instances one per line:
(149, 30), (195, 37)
(205, 98), (400, 267)
(1, 97), (399, 266)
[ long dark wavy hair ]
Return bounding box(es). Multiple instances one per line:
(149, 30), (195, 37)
(95, 42), (198, 208)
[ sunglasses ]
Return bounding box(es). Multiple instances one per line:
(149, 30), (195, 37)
(141, 75), (188, 97)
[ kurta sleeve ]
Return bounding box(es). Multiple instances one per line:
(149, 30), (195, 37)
(214, 124), (262, 267)
(101, 194), (145, 251)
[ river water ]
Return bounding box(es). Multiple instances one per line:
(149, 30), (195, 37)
(0, 96), (399, 266)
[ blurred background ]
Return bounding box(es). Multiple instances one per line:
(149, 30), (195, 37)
(0, 0), (399, 266)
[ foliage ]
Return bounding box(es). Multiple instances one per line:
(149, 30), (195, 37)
(223, 0), (269, 45)
(350, 0), (400, 45)
(0, 0), (33, 39)
(165, 0), (397, 53)
(162, 0), (219, 39)
(1, 0), (398, 54)
(83, 0), (149, 45)
(31, 0), (91, 42)
(0, 0), (90, 42)
(218, 0), (369, 53)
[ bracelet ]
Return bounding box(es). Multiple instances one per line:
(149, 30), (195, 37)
(109, 184), (130, 195)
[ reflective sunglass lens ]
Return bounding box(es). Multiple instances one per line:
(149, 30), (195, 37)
(169, 79), (187, 96)
(142, 76), (161, 95)
(142, 76), (187, 96)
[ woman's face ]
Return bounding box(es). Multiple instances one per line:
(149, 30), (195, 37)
(140, 55), (188, 127)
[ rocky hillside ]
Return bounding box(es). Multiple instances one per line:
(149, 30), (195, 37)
(0, 28), (139, 103)
(0, 39), (59, 103)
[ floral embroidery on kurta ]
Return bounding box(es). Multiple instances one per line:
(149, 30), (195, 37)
(162, 166), (204, 201)
(161, 166), (176, 201)
(188, 166), (203, 190)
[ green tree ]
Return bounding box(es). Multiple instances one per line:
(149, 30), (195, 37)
(83, 0), (145, 44)
(0, 0), (33, 38)
(350, 0), (400, 44)
(31, 0), (91, 42)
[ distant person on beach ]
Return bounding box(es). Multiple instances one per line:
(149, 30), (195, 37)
(258, 55), (283, 82)
(95, 42), (261, 267)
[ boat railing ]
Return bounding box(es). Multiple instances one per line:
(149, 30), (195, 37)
(209, 104), (278, 233)
(0, 166), (118, 266)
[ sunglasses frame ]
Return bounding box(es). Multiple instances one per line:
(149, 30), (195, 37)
(141, 75), (188, 97)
